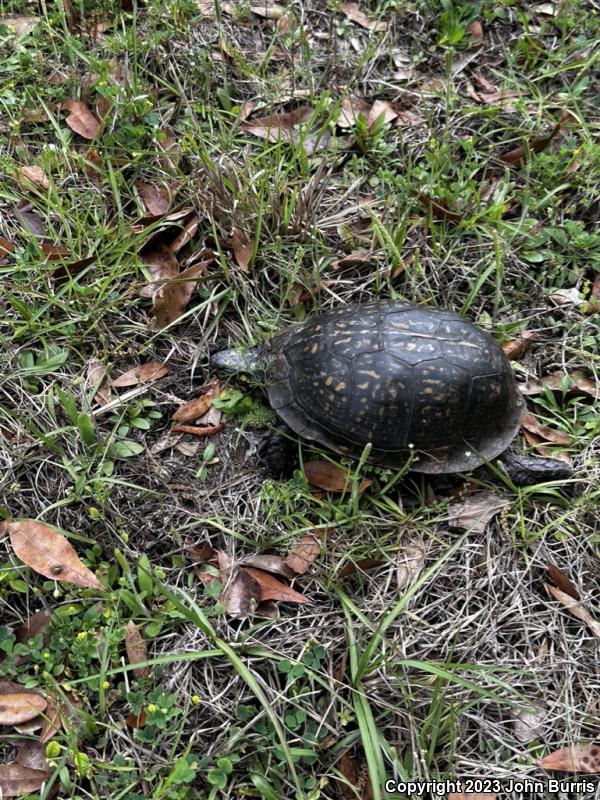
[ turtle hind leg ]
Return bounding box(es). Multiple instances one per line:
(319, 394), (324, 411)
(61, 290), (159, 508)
(498, 452), (573, 487)
(257, 428), (298, 479)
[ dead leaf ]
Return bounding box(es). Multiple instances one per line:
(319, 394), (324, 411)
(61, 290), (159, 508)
(331, 251), (373, 271)
(41, 243), (70, 260)
(0, 762), (49, 797)
(39, 692), (63, 743)
(544, 583), (600, 637)
(502, 331), (536, 360)
(539, 743), (600, 773)
(501, 122), (561, 168)
(220, 563), (261, 616)
(397, 539), (426, 588)
(419, 78), (446, 94)
(284, 532), (323, 575)
(512, 702), (546, 743)
(17, 166), (50, 190)
(140, 242), (179, 299)
(229, 229), (253, 270)
(521, 412), (574, 446)
(14, 200), (46, 237)
(520, 370), (599, 400)
(125, 621), (151, 679)
(338, 96), (371, 129)
(8, 519), (103, 590)
(151, 256), (214, 330)
(338, 557), (386, 578)
(173, 382), (220, 423)
(169, 215), (201, 255)
(0, 692), (47, 726)
(171, 422), (224, 437)
(239, 554), (296, 579)
(242, 106), (314, 144)
(0, 236), (14, 257)
(419, 193), (463, 223)
(127, 708), (147, 728)
(467, 20), (484, 45)
(1, 15), (40, 38)
(86, 358), (111, 407)
(448, 492), (512, 534)
(546, 563), (579, 600)
(243, 567), (311, 604)
(51, 254), (95, 284)
(396, 110), (426, 128)
(186, 541), (217, 563)
(113, 361), (169, 387)
(61, 99), (101, 139)
(367, 100), (399, 128)
(304, 461), (371, 493)
(14, 609), (52, 647)
(135, 182), (171, 216)
(340, 3), (386, 31)
(250, 2), (286, 19)
(15, 742), (48, 776)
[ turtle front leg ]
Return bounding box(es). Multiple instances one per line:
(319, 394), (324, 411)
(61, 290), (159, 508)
(497, 452), (573, 487)
(257, 427), (298, 479)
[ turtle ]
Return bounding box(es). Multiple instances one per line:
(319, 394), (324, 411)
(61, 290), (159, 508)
(211, 300), (573, 486)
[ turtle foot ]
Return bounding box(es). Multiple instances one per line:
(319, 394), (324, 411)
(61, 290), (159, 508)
(499, 452), (573, 487)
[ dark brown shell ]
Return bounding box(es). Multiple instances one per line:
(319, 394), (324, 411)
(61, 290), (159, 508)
(265, 301), (525, 473)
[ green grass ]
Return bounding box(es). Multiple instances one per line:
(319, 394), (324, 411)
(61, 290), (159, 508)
(1, 0), (599, 798)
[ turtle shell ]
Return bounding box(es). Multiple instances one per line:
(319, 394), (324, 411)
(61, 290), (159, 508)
(265, 300), (525, 473)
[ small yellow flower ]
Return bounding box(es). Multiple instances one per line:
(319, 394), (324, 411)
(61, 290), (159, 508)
(191, 695), (201, 705)
(102, 681), (110, 690)
(147, 704), (157, 713)
(77, 631), (87, 640)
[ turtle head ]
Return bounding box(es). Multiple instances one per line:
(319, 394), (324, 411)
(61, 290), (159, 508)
(210, 346), (262, 375)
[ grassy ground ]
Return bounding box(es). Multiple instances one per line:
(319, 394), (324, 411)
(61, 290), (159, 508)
(1, 0), (599, 798)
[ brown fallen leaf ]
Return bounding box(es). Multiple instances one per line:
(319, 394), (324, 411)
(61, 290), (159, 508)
(304, 461), (372, 493)
(0, 762), (49, 798)
(39, 691), (64, 743)
(127, 708), (147, 728)
(113, 360), (169, 387)
(520, 370), (599, 400)
(419, 192), (463, 223)
(250, 2), (286, 19)
(539, 743), (600, 773)
(243, 567), (311, 604)
(338, 96), (371, 129)
(169, 215), (201, 255)
(334, 754), (360, 800)
(331, 251), (373, 271)
(135, 181), (171, 216)
(8, 519), (103, 590)
(173, 381), (220, 423)
(0, 236), (14, 257)
(125, 621), (151, 679)
(61, 99), (101, 139)
(284, 532), (323, 575)
(0, 692), (47, 726)
(14, 608), (51, 644)
(338, 557), (386, 578)
(448, 491), (512, 534)
(86, 358), (111, 407)
(546, 563), (579, 599)
(521, 411), (574, 446)
(340, 2), (386, 31)
(500, 122), (561, 168)
(502, 331), (536, 360)
(242, 106), (314, 143)
(1, 15), (40, 38)
(239, 554), (296, 579)
(14, 200), (46, 237)
(186, 541), (217, 563)
(151, 256), (214, 330)
(229, 228), (253, 270)
(139, 242), (179, 299)
(512, 702), (546, 743)
(40, 243), (70, 261)
(171, 422), (224, 437)
(219, 558), (261, 616)
(467, 20), (484, 45)
(367, 100), (399, 129)
(396, 110), (427, 128)
(544, 583), (600, 637)
(17, 166), (50, 191)
(15, 742), (49, 778)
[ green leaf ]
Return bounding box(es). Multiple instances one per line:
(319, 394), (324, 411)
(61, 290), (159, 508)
(137, 554), (153, 595)
(110, 440), (145, 458)
(521, 250), (546, 263)
(130, 417), (151, 430)
(77, 412), (97, 447)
